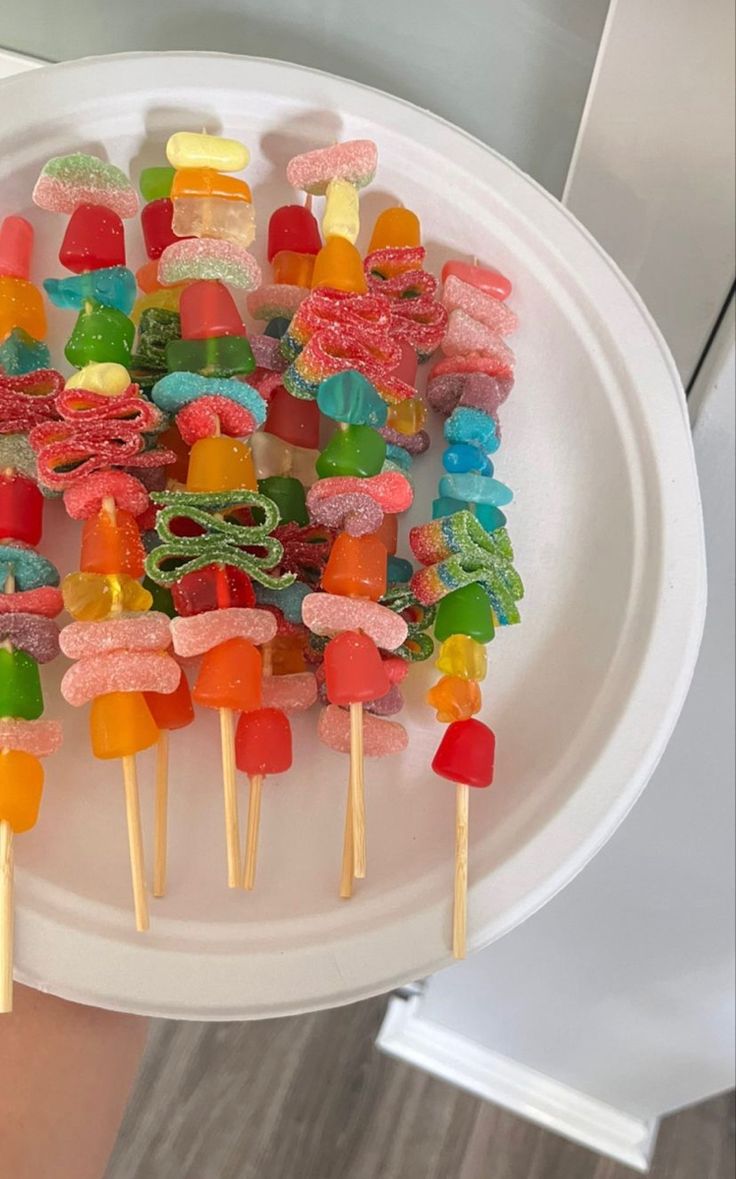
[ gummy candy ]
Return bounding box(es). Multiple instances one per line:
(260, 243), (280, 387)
(443, 309), (516, 360)
(170, 564), (255, 616)
(438, 473), (512, 507)
(307, 490), (383, 537)
(442, 443), (493, 475)
(442, 275), (518, 335)
(318, 704), (407, 757)
(0, 216), (34, 280)
(431, 349), (514, 382)
(170, 168), (252, 203)
(322, 532), (387, 601)
(264, 385), (320, 448)
(186, 435), (257, 493)
(144, 667), (195, 731)
(171, 607), (277, 657)
(172, 196), (255, 246)
(235, 707), (292, 776)
(0, 585), (62, 618)
(323, 630), (390, 705)
(64, 301), (134, 368)
(246, 283), (309, 322)
(0, 329), (50, 375)
(386, 398), (426, 436)
(0, 471), (43, 545)
(141, 198), (182, 259)
(179, 281), (244, 339)
(44, 266), (136, 314)
(89, 692), (159, 760)
(0, 276), (46, 341)
(176, 395), (258, 445)
(435, 583), (495, 643)
(0, 613), (58, 662)
(268, 205), (322, 261)
(33, 153), (138, 219)
(59, 204), (125, 273)
(387, 555), (413, 582)
(62, 650), (181, 706)
(192, 636), (262, 712)
(261, 672), (317, 713)
(166, 333), (255, 379)
(250, 431), (319, 487)
(258, 476), (308, 526)
(441, 260), (511, 301)
(379, 425), (430, 456)
(0, 718), (62, 757)
(307, 471), (412, 515)
(364, 683), (404, 717)
(0, 749), (43, 832)
(302, 592), (407, 650)
(139, 166), (175, 201)
(249, 335), (288, 372)
(435, 634), (487, 681)
(310, 237), (367, 294)
(65, 362), (132, 396)
(166, 132), (249, 173)
(316, 424), (386, 479)
(426, 370), (512, 418)
(410, 512), (522, 621)
(131, 286), (184, 322)
(79, 507), (146, 577)
(317, 370), (388, 427)
(444, 406), (499, 453)
(0, 647), (43, 718)
(368, 208), (421, 252)
(63, 469), (149, 520)
(321, 178), (360, 244)
(60, 612), (172, 659)
(287, 140), (377, 194)
(0, 543), (58, 591)
(158, 238), (260, 290)
(62, 571), (152, 621)
(432, 717), (495, 787)
(151, 371), (264, 421)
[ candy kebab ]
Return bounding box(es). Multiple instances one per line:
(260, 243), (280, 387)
(0, 359), (65, 1012)
(0, 216), (51, 375)
(246, 198), (322, 336)
(409, 259), (523, 958)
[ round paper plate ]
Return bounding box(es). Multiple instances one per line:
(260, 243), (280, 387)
(0, 52), (705, 1019)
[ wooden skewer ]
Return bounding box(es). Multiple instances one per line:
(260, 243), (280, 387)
(0, 818), (14, 1013)
(339, 784), (354, 899)
(243, 774), (263, 891)
(152, 730), (170, 898)
(219, 708), (241, 888)
(121, 756), (149, 933)
(453, 783), (469, 959)
(349, 702), (366, 879)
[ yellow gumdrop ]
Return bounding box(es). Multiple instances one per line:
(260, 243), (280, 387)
(387, 397), (426, 435)
(435, 634), (487, 681)
(186, 436), (257, 492)
(322, 178), (360, 245)
(131, 287), (184, 325)
(166, 131), (249, 173)
(65, 362), (132, 396)
(62, 572), (152, 621)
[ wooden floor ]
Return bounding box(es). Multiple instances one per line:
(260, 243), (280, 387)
(105, 996), (734, 1179)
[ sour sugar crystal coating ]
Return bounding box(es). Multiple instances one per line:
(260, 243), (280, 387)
(286, 140), (377, 194)
(442, 275), (518, 335)
(261, 672), (317, 713)
(59, 612), (172, 659)
(158, 239), (261, 290)
(318, 705), (408, 757)
(171, 607), (277, 658)
(0, 718), (62, 757)
(61, 650), (181, 706)
(33, 153), (138, 218)
(302, 593), (408, 651)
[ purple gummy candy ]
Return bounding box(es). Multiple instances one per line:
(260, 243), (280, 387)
(364, 682), (404, 716)
(378, 425), (430, 455)
(0, 613), (59, 662)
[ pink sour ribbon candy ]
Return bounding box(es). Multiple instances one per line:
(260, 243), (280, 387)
(430, 350), (515, 382)
(0, 586), (63, 617)
(442, 309), (517, 361)
(286, 140), (377, 193)
(442, 275), (518, 336)
(262, 672), (317, 713)
(302, 593), (408, 651)
(176, 396), (258, 445)
(318, 705), (408, 757)
(0, 718), (62, 757)
(307, 471), (413, 516)
(0, 370), (64, 434)
(63, 470), (150, 520)
(171, 607), (277, 658)
(61, 650), (181, 706)
(60, 612), (172, 659)
(158, 239), (261, 291)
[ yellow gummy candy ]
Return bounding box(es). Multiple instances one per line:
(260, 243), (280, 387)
(322, 178), (360, 245)
(62, 571), (152, 621)
(65, 362), (132, 396)
(166, 132), (249, 173)
(131, 287), (184, 325)
(387, 397), (426, 435)
(435, 634), (488, 681)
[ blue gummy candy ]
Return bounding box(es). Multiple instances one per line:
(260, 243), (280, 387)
(264, 317), (290, 340)
(317, 370), (388, 428)
(444, 406), (500, 454)
(151, 371), (267, 425)
(44, 266), (137, 315)
(387, 556), (413, 582)
(384, 444), (412, 471)
(439, 473), (514, 507)
(0, 329), (51, 376)
(432, 495), (467, 519)
(442, 443), (493, 475)
(475, 503), (507, 531)
(0, 544), (59, 591)
(254, 579), (310, 625)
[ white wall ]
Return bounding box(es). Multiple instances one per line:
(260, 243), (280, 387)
(0, 0), (609, 197)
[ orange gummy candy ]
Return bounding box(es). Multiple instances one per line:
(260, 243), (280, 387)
(269, 632), (308, 675)
(368, 207), (421, 252)
(311, 236), (367, 294)
(186, 435), (257, 492)
(272, 250), (315, 287)
(426, 675), (482, 723)
(80, 506), (145, 577)
(90, 692), (159, 759)
(144, 669), (194, 731)
(0, 276), (46, 342)
(192, 637), (262, 711)
(322, 531), (387, 601)
(0, 749), (43, 833)
(171, 168), (252, 203)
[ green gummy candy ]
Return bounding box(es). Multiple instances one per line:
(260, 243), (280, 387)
(0, 648), (44, 719)
(166, 335), (255, 378)
(65, 301), (134, 367)
(316, 424), (387, 479)
(258, 476), (308, 526)
(434, 583), (495, 643)
(140, 166), (176, 201)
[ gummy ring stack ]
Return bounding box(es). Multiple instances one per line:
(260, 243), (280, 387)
(0, 218), (64, 1011)
(410, 259), (524, 957)
(31, 152), (180, 932)
(145, 131), (295, 890)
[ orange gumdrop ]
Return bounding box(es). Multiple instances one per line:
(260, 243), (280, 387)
(372, 513), (398, 555)
(136, 259), (165, 293)
(192, 638), (262, 711)
(144, 668), (194, 731)
(269, 632), (308, 675)
(426, 675), (482, 723)
(322, 532), (387, 601)
(368, 207), (421, 252)
(0, 749), (43, 833)
(311, 236), (367, 294)
(0, 276), (46, 341)
(272, 250), (315, 287)
(186, 436), (257, 492)
(80, 507), (145, 577)
(89, 692), (159, 759)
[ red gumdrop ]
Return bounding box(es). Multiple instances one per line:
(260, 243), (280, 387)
(0, 472), (43, 546)
(431, 718), (495, 788)
(267, 205), (322, 263)
(141, 198), (181, 260)
(144, 668), (195, 731)
(59, 204), (126, 273)
(179, 280), (245, 340)
(264, 384), (321, 449)
(235, 707), (292, 776)
(324, 630), (390, 706)
(171, 564), (256, 615)
(0, 216), (34, 280)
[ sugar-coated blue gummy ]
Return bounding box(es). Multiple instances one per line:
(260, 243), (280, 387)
(317, 370), (388, 428)
(442, 443), (493, 475)
(254, 579), (310, 624)
(439, 473), (513, 507)
(387, 556), (413, 583)
(444, 406), (499, 454)
(44, 266), (137, 314)
(151, 371), (266, 425)
(384, 444), (412, 471)
(0, 544), (60, 590)
(0, 329), (51, 376)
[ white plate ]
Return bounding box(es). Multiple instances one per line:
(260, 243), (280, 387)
(0, 52), (705, 1020)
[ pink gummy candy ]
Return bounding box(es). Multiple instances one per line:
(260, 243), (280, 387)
(63, 470), (150, 520)
(383, 655), (409, 684)
(246, 284), (309, 322)
(364, 683), (404, 716)
(176, 396), (257, 445)
(307, 471), (412, 515)
(442, 309), (516, 362)
(60, 612), (172, 659)
(171, 607), (277, 658)
(426, 370), (513, 417)
(158, 238), (261, 291)
(0, 613), (59, 663)
(430, 350), (515, 381)
(302, 593), (408, 651)
(0, 718), (62, 757)
(0, 586), (63, 618)
(249, 335), (288, 372)
(307, 491), (383, 537)
(441, 260), (512, 301)
(317, 704), (408, 757)
(442, 275), (518, 336)
(286, 140), (377, 193)
(262, 672), (317, 713)
(33, 155), (138, 219)
(61, 650), (181, 706)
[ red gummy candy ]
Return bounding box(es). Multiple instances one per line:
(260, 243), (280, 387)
(0, 472), (43, 545)
(179, 280), (245, 340)
(176, 395), (256, 444)
(141, 199), (181, 260)
(431, 718), (495, 788)
(323, 630), (390, 706)
(264, 385), (320, 449)
(171, 564), (256, 615)
(145, 667), (195, 731)
(235, 707), (292, 775)
(267, 205), (322, 262)
(59, 204), (125, 273)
